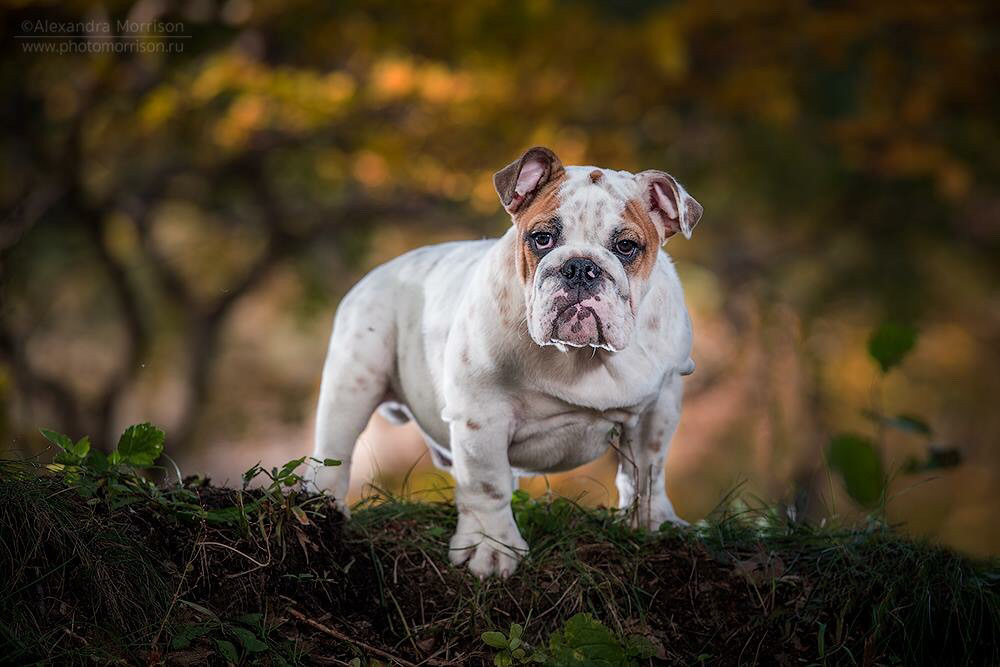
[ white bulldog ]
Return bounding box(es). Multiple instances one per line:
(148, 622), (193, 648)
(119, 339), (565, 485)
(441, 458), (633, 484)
(314, 147), (702, 577)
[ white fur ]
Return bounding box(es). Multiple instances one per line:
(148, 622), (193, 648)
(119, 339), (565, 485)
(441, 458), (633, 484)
(314, 165), (696, 577)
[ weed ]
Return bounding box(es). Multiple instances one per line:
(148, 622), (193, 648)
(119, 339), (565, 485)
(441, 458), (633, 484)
(827, 323), (961, 509)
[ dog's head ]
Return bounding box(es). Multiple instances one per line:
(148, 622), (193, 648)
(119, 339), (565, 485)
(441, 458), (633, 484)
(494, 146), (702, 352)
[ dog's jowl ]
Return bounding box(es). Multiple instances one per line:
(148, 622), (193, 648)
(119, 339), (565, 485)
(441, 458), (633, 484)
(314, 146), (702, 577)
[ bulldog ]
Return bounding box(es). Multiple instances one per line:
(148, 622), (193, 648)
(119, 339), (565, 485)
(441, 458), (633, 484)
(314, 146), (702, 577)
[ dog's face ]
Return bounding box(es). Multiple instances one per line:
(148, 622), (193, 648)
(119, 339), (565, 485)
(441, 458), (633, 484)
(494, 147), (703, 352)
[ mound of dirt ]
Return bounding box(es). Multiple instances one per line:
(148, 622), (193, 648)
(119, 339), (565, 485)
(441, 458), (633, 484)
(2, 473), (997, 665)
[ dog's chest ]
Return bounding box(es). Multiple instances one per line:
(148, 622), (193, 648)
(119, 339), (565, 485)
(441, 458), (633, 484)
(505, 394), (645, 474)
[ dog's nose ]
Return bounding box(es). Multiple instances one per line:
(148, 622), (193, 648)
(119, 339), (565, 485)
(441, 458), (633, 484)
(560, 258), (602, 287)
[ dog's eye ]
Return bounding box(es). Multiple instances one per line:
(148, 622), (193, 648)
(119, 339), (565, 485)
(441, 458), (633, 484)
(614, 239), (638, 257)
(530, 231), (554, 250)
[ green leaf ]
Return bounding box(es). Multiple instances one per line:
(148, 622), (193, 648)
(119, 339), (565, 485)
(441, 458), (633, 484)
(322, 458), (341, 467)
(229, 626), (268, 652)
(279, 456), (307, 478)
(236, 613), (264, 627)
(625, 634), (657, 659)
(68, 436), (91, 458)
(84, 449), (109, 474)
(509, 623), (523, 640)
(511, 489), (531, 505)
(54, 450), (83, 466)
(494, 654), (512, 667)
(214, 638), (239, 662)
(828, 434), (884, 507)
(170, 623), (213, 649)
(39, 428), (73, 451)
(868, 323), (917, 373)
(115, 422), (165, 467)
(548, 613), (626, 663)
(243, 462), (263, 489)
(482, 631), (510, 649)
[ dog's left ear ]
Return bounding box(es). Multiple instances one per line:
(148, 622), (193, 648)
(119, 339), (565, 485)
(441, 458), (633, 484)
(636, 170), (703, 242)
(494, 146), (565, 215)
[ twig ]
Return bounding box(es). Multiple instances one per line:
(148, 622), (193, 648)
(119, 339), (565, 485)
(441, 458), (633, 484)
(286, 607), (418, 667)
(197, 540), (270, 568)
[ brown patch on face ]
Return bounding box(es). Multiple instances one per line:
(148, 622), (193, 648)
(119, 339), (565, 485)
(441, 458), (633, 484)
(646, 315), (661, 331)
(622, 198), (661, 280)
(589, 169), (603, 183)
(466, 419), (481, 430)
(513, 172), (567, 286)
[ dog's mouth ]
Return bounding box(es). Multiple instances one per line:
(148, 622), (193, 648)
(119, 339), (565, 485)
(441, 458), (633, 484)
(545, 299), (617, 352)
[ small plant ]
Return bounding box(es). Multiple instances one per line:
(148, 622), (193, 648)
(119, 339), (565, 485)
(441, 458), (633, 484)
(483, 615), (655, 667)
(170, 605), (300, 665)
(827, 323), (961, 508)
(482, 622), (542, 665)
(39, 422), (341, 526)
(41, 422), (165, 506)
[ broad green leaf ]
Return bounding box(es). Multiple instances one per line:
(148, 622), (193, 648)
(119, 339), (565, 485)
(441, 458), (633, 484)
(70, 436), (91, 458)
(278, 456), (307, 479)
(828, 434), (884, 507)
(549, 613), (626, 663)
(322, 458), (341, 467)
(214, 638), (239, 662)
(54, 450), (83, 466)
(39, 428), (73, 450)
(84, 449), (109, 474)
(482, 631), (510, 649)
(116, 422), (165, 466)
(868, 323), (917, 373)
(170, 623), (213, 649)
(229, 626), (267, 652)
(509, 623), (523, 640)
(236, 613), (264, 626)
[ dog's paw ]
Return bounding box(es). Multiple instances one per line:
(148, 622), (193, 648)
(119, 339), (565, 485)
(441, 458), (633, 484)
(313, 465), (350, 518)
(449, 528), (528, 579)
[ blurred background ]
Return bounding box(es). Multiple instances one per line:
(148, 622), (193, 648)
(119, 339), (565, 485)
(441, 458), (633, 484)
(2, 1), (998, 556)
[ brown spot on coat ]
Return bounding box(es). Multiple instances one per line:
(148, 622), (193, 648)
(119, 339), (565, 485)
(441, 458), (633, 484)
(589, 169), (603, 183)
(480, 481), (505, 500)
(646, 430), (666, 452)
(466, 419), (481, 430)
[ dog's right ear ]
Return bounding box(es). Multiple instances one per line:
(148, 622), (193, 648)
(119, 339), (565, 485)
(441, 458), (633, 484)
(493, 146), (564, 215)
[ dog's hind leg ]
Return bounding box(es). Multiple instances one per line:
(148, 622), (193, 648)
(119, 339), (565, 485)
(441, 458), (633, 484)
(313, 286), (396, 515)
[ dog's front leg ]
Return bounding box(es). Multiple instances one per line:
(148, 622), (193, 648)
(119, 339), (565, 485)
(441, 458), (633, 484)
(447, 414), (528, 578)
(616, 373), (688, 530)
